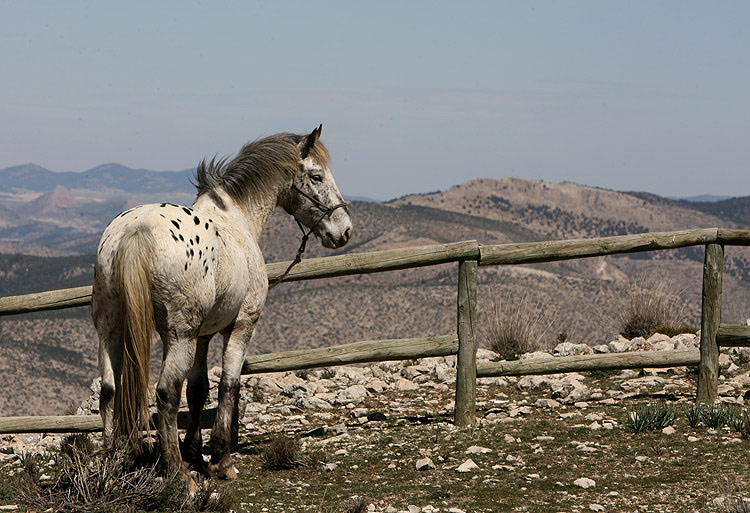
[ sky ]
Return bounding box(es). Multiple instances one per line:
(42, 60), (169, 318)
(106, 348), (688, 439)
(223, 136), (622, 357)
(2, 1), (749, 200)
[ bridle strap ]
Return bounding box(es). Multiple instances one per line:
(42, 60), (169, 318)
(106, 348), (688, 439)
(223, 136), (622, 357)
(268, 184), (349, 290)
(290, 183), (349, 215)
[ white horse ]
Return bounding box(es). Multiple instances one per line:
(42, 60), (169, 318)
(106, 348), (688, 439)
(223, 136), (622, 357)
(92, 126), (351, 479)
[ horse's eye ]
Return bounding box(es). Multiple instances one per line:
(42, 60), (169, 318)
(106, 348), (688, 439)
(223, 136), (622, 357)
(311, 174), (323, 183)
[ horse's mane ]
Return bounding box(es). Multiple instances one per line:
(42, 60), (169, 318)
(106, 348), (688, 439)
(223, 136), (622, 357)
(194, 132), (330, 206)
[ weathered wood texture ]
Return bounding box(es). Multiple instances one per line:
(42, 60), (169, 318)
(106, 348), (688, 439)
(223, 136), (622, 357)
(697, 243), (724, 403)
(0, 409), (217, 434)
(479, 228), (719, 266)
(454, 260), (478, 427)
(476, 349), (701, 377)
(266, 240), (480, 283)
(716, 324), (750, 347)
(242, 335), (458, 374)
(0, 285), (93, 316)
(717, 229), (750, 246)
(0, 241), (480, 316)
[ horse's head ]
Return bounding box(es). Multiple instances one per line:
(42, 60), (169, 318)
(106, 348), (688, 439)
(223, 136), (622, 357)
(283, 125), (352, 249)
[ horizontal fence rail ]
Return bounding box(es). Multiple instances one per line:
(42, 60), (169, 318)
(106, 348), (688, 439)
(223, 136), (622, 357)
(717, 324), (750, 347)
(0, 241), (480, 316)
(242, 335), (458, 374)
(0, 408), (218, 435)
(479, 228), (719, 266)
(477, 349), (701, 377)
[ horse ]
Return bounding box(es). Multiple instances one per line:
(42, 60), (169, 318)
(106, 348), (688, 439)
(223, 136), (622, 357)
(91, 125), (352, 480)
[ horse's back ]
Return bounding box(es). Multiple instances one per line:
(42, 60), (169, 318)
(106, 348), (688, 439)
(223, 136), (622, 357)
(94, 202), (264, 336)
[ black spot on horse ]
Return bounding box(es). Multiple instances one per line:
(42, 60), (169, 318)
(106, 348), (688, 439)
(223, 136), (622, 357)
(189, 248), (194, 258)
(205, 222), (209, 230)
(195, 235), (200, 244)
(189, 238), (193, 245)
(199, 250), (203, 259)
(194, 216), (200, 225)
(182, 207), (192, 215)
(179, 234), (184, 242)
(171, 220), (180, 229)
(160, 203), (167, 207)
(185, 262), (188, 271)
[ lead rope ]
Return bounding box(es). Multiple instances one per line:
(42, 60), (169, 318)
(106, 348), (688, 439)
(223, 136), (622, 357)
(267, 185), (348, 291)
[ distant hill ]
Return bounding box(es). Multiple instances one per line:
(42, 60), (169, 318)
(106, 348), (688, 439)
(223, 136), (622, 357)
(668, 194), (733, 202)
(0, 163), (193, 195)
(628, 191), (750, 229)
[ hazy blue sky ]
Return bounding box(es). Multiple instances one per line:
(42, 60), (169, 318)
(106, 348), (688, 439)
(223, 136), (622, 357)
(2, 1), (748, 200)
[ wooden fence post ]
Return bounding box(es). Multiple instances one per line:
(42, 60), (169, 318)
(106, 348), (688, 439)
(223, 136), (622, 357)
(455, 259), (478, 427)
(697, 243), (724, 403)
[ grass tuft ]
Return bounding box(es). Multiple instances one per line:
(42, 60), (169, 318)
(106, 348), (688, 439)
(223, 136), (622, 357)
(619, 275), (686, 340)
(260, 435), (325, 471)
(485, 291), (554, 360)
(682, 403), (703, 428)
(342, 496), (369, 513)
(625, 401), (676, 434)
(320, 368), (337, 380)
(701, 403), (738, 429)
(7, 435), (234, 513)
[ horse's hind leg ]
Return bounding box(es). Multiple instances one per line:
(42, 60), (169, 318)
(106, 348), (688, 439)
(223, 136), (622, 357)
(208, 321), (255, 479)
(94, 306), (122, 449)
(155, 335), (196, 473)
(181, 334), (211, 471)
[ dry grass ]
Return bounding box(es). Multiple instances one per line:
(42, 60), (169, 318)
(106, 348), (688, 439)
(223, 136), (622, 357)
(484, 291), (554, 360)
(619, 274), (688, 340)
(260, 435), (325, 471)
(8, 434), (234, 513)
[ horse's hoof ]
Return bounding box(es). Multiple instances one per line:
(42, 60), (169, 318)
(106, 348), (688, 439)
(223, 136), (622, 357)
(188, 457), (208, 475)
(208, 461), (238, 480)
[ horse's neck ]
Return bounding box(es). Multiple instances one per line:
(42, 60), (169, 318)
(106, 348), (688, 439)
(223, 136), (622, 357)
(192, 188), (280, 241)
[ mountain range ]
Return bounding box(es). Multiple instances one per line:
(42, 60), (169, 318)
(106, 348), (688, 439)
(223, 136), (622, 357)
(1, 163), (750, 416)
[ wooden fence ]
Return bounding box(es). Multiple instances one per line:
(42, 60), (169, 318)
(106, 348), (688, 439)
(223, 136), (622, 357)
(2, 227), (750, 435)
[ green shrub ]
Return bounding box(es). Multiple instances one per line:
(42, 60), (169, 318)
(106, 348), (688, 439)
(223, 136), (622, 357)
(728, 407), (750, 438)
(625, 401), (676, 434)
(320, 368), (337, 380)
(700, 403), (738, 429)
(682, 403), (703, 428)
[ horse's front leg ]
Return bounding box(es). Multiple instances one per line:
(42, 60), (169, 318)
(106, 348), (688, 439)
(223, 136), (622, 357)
(208, 318), (256, 479)
(181, 335), (211, 472)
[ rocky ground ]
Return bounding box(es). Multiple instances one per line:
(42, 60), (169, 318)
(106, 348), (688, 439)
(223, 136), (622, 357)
(3, 332), (750, 512)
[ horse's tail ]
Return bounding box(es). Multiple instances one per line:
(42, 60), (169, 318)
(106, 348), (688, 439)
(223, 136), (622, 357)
(113, 225), (156, 448)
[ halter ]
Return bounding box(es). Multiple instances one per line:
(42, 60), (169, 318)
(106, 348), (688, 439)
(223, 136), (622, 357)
(268, 183), (349, 290)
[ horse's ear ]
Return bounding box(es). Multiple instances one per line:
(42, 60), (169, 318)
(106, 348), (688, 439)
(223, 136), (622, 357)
(300, 124), (323, 159)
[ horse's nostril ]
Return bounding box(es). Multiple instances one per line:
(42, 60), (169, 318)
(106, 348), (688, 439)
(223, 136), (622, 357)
(344, 227), (351, 241)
